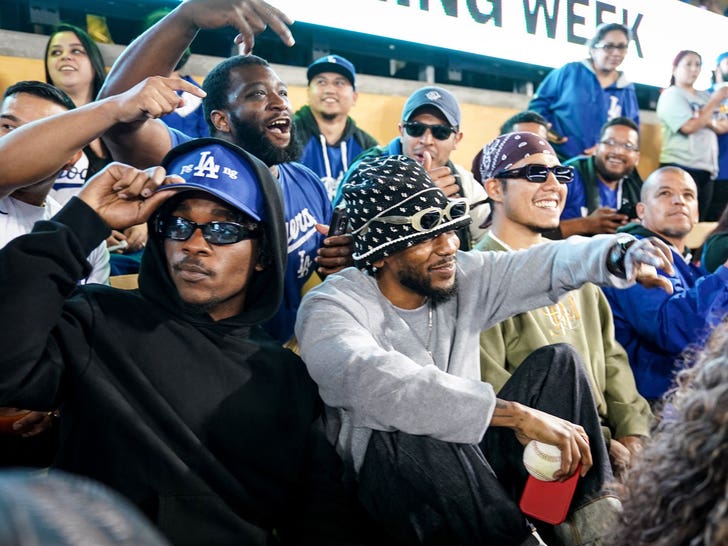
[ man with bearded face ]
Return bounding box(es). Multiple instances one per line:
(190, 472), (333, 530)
(98, 0), (351, 345)
(295, 149), (676, 546)
(552, 117), (643, 238)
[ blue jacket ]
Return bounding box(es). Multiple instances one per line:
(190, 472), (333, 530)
(529, 61), (640, 160)
(561, 155), (642, 220)
(602, 224), (728, 400)
(293, 105), (378, 200)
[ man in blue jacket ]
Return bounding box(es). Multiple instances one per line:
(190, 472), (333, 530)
(529, 23), (640, 160)
(602, 166), (728, 403)
(294, 54), (378, 200)
(551, 117), (643, 239)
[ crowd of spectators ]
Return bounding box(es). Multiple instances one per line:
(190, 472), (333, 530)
(0, 1), (726, 545)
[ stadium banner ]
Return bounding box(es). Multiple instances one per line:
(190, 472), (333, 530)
(270, 0), (728, 88)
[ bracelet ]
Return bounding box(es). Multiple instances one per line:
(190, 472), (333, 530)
(606, 237), (636, 278)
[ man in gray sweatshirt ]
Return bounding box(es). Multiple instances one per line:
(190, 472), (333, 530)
(295, 138), (673, 546)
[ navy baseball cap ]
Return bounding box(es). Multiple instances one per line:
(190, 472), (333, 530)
(158, 138), (267, 222)
(307, 54), (356, 88)
(402, 86), (461, 128)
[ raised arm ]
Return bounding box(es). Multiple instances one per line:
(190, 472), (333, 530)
(0, 77), (198, 196)
(98, 0), (294, 167)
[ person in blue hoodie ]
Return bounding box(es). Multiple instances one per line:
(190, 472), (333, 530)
(529, 23), (640, 161)
(602, 166), (728, 404)
(294, 54), (378, 201)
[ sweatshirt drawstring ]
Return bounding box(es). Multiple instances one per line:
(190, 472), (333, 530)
(319, 134), (333, 180)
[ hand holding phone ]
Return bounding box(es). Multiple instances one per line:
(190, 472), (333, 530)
(329, 206), (349, 236)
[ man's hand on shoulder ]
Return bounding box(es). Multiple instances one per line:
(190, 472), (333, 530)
(315, 223), (353, 277)
(79, 163), (180, 231)
(622, 237), (675, 293)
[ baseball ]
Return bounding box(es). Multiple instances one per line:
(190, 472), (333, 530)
(523, 440), (561, 482)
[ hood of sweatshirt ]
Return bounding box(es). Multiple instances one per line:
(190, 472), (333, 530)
(137, 138), (287, 331)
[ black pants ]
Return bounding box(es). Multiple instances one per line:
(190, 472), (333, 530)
(357, 344), (612, 546)
(660, 163), (714, 221)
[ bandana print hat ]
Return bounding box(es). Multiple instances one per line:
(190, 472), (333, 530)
(480, 131), (557, 182)
(342, 155), (472, 271)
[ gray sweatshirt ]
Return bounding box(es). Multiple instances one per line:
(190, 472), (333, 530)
(295, 235), (632, 474)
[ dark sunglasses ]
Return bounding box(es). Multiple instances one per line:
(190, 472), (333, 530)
(494, 164), (574, 184)
(157, 216), (261, 245)
(403, 121), (457, 141)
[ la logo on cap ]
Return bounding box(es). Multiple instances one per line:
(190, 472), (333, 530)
(327, 55), (337, 64)
(179, 150), (239, 181)
(425, 90), (442, 101)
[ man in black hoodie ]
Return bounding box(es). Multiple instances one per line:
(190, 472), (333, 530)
(0, 94), (363, 544)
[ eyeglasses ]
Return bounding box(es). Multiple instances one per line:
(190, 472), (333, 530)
(598, 139), (639, 152)
(402, 121), (457, 141)
(494, 164), (574, 184)
(592, 42), (629, 52)
(157, 216), (261, 245)
(354, 198), (469, 235)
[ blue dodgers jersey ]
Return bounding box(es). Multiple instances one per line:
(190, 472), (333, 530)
(265, 163), (332, 343)
(168, 128), (332, 342)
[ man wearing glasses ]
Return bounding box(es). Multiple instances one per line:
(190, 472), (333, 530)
(296, 149), (674, 545)
(529, 23), (640, 161)
(477, 132), (651, 485)
(345, 85), (490, 249)
(552, 117), (643, 238)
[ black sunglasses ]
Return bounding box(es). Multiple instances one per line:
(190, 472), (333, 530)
(494, 164), (574, 184)
(403, 121), (457, 141)
(157, 216), (261, 245)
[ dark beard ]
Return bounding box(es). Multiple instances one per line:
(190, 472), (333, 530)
(594, 154), (628, 183)
(319, 111), (338, 122)
(398, 267), (458, 305)
(229, 112), (302, 166)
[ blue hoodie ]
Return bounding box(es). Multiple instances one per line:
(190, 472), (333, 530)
(602, 223), (728, 400)
(529, 60), (640, 160)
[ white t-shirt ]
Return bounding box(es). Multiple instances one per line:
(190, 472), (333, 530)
(49, 151), (90, 207)
(0, 194), (110, 285)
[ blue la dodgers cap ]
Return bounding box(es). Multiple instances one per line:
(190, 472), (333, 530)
(158, 138), (267, 222)
(307, 54), (356, 88)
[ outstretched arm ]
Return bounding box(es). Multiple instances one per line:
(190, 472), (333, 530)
(98, 0), (294, 167)
(0, 77), (199, 197)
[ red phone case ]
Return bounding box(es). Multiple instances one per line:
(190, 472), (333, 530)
(519, 465), (581, 525)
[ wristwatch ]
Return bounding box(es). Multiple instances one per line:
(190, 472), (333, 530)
(606, 236), (636, 278)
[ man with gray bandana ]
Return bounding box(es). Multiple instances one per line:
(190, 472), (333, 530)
(296, 146), (674, 545)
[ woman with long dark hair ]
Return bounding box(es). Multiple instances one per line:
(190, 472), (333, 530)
(44, 24), (110, 179)
(44, 24), (146, 268)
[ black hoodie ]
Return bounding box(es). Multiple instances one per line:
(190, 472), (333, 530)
(0, 148), (361, 544)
